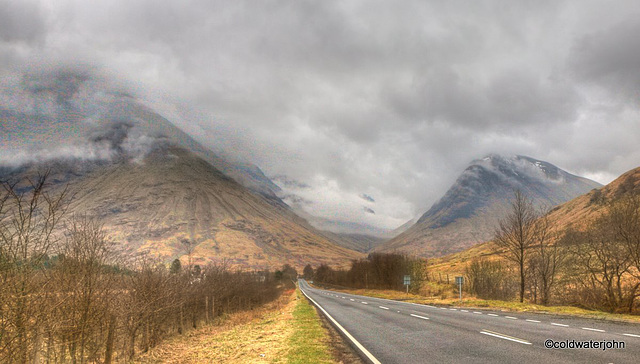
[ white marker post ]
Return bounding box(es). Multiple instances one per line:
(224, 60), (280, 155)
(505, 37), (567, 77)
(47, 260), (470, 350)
(403, 275), (411, 294)
(455, 276), (464, 304)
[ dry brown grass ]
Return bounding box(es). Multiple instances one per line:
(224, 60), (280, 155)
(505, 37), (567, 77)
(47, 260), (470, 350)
(136, 290), (297, 363)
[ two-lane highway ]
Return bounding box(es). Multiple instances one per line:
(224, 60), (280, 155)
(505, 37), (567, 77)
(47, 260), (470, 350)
(299, 279), (640, 363)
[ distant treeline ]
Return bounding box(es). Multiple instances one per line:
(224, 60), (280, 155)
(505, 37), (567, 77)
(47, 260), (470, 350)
(466, 190), (640, 313)
(0, 175), (286, 363)
(308, 253), (428, 293)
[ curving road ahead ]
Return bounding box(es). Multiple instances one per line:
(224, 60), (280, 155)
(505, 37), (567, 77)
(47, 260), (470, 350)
(299, 279), (640, 364)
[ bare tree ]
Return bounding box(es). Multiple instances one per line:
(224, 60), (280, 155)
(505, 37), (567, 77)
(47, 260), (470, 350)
(52, 217), (118, 363)
(0, 174), (66, 363)
(529, 213), (564, 305)
(494, 190), (537, 303)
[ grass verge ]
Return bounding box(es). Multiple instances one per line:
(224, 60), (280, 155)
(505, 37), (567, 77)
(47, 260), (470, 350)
(315, 285), (640, 324)
(135, 290), (296, 363)
(287, 290), (335, 363)
(135, 287), (349, 363)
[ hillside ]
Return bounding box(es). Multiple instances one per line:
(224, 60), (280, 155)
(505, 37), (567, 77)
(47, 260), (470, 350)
(377, 155), (601, 258)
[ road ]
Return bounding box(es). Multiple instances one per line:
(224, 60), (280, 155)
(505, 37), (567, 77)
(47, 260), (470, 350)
(299, 279), (640, 364)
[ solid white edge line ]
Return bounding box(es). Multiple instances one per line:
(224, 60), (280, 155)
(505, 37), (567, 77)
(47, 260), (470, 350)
(410, 314), (430, 320)
(551, 323), (569, 327)
(581, 327), (605, 332)
(300, 286), (382, 364)
(525, 319), (541, 323)
(379, 306), (389, 310)
(623, 333), (640, 338)
(480, 331), (532, 345)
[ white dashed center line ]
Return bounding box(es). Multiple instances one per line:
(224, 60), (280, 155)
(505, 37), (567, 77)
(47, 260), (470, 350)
(361, 302), (368, 305)
(505, 316), (517, 320)
(525, 319), (541, 323)
(480, 330), (532, 345)
(379, 306), (389, 310)
(551, 323), (569, 327)
(582, 327), (605, 332)
(461, 309), (469, 312)
(623, 333), (640, 338)
(473, 312), (482, 315)
(410, 314), (430, 320)
(449, 308), (457, 311)
(488, 313), (499, 317)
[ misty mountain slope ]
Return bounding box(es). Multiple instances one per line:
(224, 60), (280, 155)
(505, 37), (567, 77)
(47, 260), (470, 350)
(0, 72), (282, 206)
(377, 155), (602, 257)
(29, 146), (362, 269)
(121, 102), (284, 204)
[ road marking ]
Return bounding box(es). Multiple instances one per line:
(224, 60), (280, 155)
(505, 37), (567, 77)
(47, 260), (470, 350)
(487, 313), (499, 317)
(623, 333), (640, 338)
(505, 316), (517, 320)
(342, 297), (346, 299)
(551, 323), (569, 327)
(350, 299), (355, 301)
(473, 312), (482, 314)
(300, 288), (382, 364)
(379, 306), (389, 310)
(525, 319), (541, 323)
(582, 327), (605, 332)
(449, 308), (457, 311)
(461, 309), (469, 312)
(410, 314), (430, 320)
(426, 305), (436, 308)
(480, 330), (532, 345)
(440, 307), (447, 310)
(361, 302), (368, 305)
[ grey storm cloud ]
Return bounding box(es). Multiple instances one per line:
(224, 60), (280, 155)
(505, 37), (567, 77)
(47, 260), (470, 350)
(2, 0), (640, 233)
(0, 0), (45, 44)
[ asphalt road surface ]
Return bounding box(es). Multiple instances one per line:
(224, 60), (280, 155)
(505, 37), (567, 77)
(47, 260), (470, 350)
(299, 279), (640, 364)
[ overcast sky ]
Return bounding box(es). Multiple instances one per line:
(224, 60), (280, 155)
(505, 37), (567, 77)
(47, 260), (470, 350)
(1, 0), (640, 233)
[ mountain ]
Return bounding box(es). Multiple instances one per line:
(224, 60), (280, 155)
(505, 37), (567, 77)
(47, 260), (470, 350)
(377, 154), (602, 257)
(429, 165), (640, 273)
(0, 74), (362, 269)
(1, 145), (362, 270)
